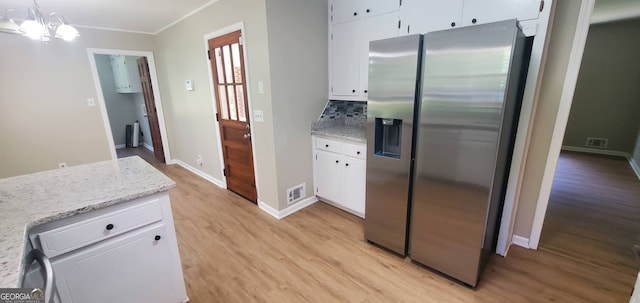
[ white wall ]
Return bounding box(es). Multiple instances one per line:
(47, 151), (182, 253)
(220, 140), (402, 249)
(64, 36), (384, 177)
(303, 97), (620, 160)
(0, 28), (156, 178)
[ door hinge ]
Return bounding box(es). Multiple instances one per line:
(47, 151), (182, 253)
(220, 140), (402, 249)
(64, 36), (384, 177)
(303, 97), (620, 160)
(315, 154), (317, 160)
(316, 187), (318, 193)
(207, 50), (211, 60)
(223, 168), (226, 176)
(216, 113), (219, 121)
(331, 86), (333, 92)
(330, 33), (333, 40)
(399, 0), (402, 6)
(539, 0), (544, 12)
(398, 20), (401, 29)
(239, 36), (244, 45)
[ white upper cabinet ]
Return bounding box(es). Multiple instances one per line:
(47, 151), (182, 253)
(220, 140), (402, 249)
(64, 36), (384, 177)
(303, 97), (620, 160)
(362, 0), (401, 18)
(332, 0), (363, 24)
(332, 0), (400, 24)
(461, 0), (543, 27)
(109, 55), (142, 94)
(331, 21), (362, 97)
(400, 0), (463, 35)
(360, 12), (400, 97)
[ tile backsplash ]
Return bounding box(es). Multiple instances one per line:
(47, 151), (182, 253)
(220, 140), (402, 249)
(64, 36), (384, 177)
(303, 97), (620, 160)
(319, 100), (367, 120)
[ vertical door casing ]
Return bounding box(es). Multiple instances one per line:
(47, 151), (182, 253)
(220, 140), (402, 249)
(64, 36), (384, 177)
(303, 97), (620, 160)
(365, 35), (423, 256)
(410, 20), (528, 287)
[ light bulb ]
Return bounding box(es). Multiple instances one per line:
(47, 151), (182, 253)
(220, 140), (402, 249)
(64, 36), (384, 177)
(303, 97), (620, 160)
(55, 23), (79, 41)
(20, 19), (46, 40)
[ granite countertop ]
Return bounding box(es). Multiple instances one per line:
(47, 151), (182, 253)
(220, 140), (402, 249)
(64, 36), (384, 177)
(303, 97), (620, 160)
(311, 117), (367, 143)
(0, 156), (176, 288)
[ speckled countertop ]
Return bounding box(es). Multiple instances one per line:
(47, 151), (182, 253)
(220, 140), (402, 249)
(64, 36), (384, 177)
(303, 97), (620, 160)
(311, 117), (367, 143)
(0, 156), (175, 288)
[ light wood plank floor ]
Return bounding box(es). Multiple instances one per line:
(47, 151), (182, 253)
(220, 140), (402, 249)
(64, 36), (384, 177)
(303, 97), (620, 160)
(120, 148), (636, 302)
(540, 151), (640, 276)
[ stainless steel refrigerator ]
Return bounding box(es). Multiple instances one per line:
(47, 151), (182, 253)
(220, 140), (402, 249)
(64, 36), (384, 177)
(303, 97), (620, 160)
(364, 20), (530, 287)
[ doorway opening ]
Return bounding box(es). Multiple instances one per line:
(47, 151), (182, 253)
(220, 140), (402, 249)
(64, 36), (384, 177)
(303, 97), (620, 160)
(538, 18), (640, 276)
(206, 29), (257, 203)
(88, 49), (170, 166)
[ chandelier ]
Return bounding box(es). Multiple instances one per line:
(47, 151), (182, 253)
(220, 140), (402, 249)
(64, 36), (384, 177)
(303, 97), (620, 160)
(0, 0), (80, 42)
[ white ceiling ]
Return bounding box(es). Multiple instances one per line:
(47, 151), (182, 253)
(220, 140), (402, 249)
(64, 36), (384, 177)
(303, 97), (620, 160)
(0, 0), (217, 34)
(2, 0), (639, 35)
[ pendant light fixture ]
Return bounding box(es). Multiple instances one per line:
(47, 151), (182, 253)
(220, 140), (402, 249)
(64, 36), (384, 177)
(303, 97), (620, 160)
(0, 0), (79, 42)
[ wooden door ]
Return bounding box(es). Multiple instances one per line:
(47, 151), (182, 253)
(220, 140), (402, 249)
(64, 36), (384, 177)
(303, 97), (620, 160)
(137, 57), (165, 163)
(208, 31), (257, 203)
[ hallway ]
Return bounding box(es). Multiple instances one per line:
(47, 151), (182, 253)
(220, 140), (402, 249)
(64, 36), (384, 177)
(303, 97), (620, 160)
(540, 151), (640, 275)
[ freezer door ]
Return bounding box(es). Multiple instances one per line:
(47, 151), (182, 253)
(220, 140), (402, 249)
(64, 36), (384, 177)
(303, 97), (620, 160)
(365, 34), (422, 256)
(410, 20), (524, 286)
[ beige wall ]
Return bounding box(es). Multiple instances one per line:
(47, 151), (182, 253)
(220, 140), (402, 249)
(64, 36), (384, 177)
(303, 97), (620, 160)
(514, 0), (583, 238)
(563, 19), (640, 153)
(155, 0), (328, 210)
(0, 29), (156, 178)
(154, 0), (281, 208)
(265, 0), (328, 209)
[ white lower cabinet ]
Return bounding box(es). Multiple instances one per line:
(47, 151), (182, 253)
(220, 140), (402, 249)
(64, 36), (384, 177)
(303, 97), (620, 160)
(313, 136), (366, 217)
(27, 192), (187, 303)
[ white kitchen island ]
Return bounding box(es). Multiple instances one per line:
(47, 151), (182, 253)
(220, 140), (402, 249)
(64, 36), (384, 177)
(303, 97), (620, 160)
(0, 156), (188, 303)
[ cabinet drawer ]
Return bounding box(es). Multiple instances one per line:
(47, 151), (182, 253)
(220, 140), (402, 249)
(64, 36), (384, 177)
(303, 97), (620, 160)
(316, 137), (343, 154)
(344, 142), (366, 159)
(36, 198), (163, 258)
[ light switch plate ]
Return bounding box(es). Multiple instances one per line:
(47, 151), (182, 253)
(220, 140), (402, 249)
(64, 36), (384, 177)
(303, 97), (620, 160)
(253, 110), (264, 123)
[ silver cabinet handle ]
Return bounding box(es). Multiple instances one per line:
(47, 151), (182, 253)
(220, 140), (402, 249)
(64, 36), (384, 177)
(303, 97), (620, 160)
(22, 249), (54, 303)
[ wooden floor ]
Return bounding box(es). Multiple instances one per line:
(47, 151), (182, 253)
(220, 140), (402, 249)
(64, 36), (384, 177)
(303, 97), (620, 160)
(120, 148), (636, 302)
(540, 151), (640, 276)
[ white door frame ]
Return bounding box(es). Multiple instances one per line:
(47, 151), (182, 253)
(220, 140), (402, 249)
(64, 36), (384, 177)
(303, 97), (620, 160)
(528, 0), (596, 249)
(203, 22), (262, 203)
(87, 49), (172, 162)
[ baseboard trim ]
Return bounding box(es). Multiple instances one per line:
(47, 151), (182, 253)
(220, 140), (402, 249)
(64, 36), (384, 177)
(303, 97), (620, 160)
(115, 144), (126, 149)
(172, 159), (226, 189)
(258, 196), (318, 220)
(512, 235), (530, 249)
(143, 143), (154, 152)
(630, 157), (640, 181)
(561, 145), (629, 158)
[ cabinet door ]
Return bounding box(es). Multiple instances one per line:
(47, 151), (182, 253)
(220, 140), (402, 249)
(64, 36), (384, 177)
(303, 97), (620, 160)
(360, 12), (400, 97)
(461, 0), (541, 26)
(362, 0), (400, 18)
(53, 224), (182, 303)
(332, 0), (362, 24)
(316, 150), (344, 204)
(343, 157), (366, 216)
(331, 21), (361, 97)
(399, 0), (463, 35)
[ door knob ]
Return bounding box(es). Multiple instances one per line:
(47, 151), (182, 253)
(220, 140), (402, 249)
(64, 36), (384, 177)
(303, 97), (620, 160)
(245, 124), (250, 129)
(243, 133), (251, 139)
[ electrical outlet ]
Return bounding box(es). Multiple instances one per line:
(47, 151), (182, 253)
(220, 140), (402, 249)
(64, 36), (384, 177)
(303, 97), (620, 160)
(58, 163), (67, 168)
(196, 155), (203, 166)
